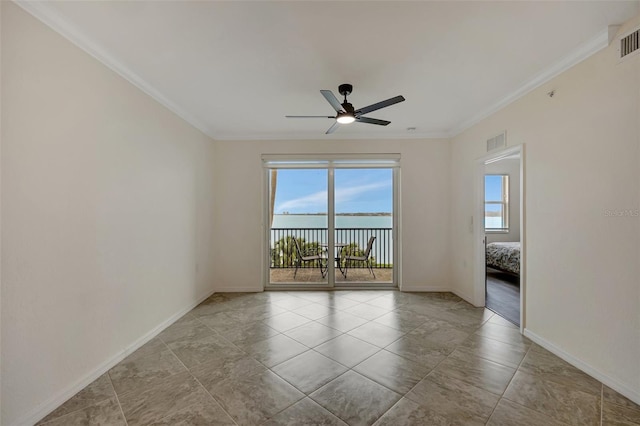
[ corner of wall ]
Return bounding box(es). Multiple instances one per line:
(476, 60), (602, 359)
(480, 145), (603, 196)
(19, 288), (215, 426)
(524, 328), (640, 406)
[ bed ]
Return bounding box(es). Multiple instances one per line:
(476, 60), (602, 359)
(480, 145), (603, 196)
(486, 242), (520, 275)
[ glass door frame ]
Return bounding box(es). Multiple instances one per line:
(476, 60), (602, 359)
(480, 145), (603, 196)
(262, 154), (400, 290)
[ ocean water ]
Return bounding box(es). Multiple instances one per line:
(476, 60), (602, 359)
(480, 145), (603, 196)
(485, 217), (504, 228)
(272, 214), (392, 229)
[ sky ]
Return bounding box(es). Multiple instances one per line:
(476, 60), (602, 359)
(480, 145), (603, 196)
(485, 175), (506, 226)
(273, 168), (392, 214)
(272, 170), (503, 215)
(485, 175), (504, 202)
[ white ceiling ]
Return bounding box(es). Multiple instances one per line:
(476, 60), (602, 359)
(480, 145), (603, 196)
(20, 1), (640, 140)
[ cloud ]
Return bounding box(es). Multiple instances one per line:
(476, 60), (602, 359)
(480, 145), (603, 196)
(276, 181), (390, 213)
(335, 181), (390, 203)
(276, 190), (327, 213)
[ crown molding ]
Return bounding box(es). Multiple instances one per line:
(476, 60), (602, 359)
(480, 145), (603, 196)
(14, 0), (216, 140)
(15, 1), (611, 142)
(450, 28), (610, 138)
(214, 130), (452, 141)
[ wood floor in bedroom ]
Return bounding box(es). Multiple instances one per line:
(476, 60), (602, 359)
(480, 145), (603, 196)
(486, 267), (520, 326)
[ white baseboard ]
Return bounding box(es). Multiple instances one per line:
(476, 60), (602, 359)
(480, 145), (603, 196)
(523, 328), (640, 406)
(19, 288), (216, 426)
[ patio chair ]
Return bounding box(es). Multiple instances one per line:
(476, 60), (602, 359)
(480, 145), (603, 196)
(292, 236), (327, 278)
(343, 236), (376, 278)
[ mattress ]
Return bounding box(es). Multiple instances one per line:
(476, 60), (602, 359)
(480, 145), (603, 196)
(486, 242), (520, 275)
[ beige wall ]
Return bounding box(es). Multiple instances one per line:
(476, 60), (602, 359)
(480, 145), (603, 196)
(1, 4), (216, 425)
(213, 138), (451, 291)
(451, 16), (640, 403)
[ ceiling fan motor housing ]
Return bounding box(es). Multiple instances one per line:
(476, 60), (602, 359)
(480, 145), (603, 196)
(338, 83), (353, 97)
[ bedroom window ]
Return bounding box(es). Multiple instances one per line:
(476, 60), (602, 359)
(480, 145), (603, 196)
(485, 174), (509, 232)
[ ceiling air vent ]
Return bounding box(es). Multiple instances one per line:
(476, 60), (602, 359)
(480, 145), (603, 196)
(487, 132), (506, 152)
(620, 28), (639, 59)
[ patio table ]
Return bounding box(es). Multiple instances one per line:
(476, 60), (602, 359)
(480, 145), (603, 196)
(321, 242), (349, 276)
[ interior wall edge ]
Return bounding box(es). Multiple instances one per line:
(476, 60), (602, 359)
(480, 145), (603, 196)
(451, 289), (476, 307)
(524, 328), (640, 406)
(15, 288), (215, 426)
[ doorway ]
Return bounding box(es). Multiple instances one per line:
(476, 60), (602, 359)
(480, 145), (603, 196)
(474, 146), (525, 329)
(263, 155), (399, 289)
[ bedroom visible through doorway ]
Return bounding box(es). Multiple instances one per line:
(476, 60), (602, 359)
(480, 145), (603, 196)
(475, 146), (524, 328)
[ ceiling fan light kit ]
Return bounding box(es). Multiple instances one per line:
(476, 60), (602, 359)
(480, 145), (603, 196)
(336, 114), (356, 124)
(286, 84), (405, 134)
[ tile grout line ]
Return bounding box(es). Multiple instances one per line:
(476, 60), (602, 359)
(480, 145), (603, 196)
(106, 372), (130, 426)
(256, 384), (305, 424)
(111, 336), (190, 422)
(165, 313), (261, 374)
(38, 335), (182, 424)
(310, 304), (478, 423)
(263, 299), (382, 423)
(163, 338), (240, 426)
(453, 338), (528, 370)
(356, 351), (432, 403)
(474, 329), (531, 349)
(305, 369), (358, 426)
(599, 391), (640, 418)
(372, 397), (406, 425)
(155, 309), (252, 423)
(393, 319), (482, 408)
(380, 309), (512, 424)
(182, 294), (344, 423)
(321, 369), (404, 425)
(495, 344), (576, 426)
(484, 342), (534, 424)
(35, 370), (134, 426)
(206, 296), (483, 422)
(600, 384), (604, 426)
(34, 394), (117, 426)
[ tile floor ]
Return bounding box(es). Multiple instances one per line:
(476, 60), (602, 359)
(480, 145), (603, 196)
(37, 291), (640, 425)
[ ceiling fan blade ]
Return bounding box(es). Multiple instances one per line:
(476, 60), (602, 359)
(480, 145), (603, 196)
(355, 95), (405, 115)
(286, 115), (334, 118)
(325, 121), (340, 134)
(356, 117), (391, 126)
(320, 90), (344, 113)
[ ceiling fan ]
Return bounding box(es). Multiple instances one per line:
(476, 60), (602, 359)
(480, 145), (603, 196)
(286, 84), (405, 134)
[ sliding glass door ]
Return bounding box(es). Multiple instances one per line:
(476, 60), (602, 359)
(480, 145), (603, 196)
(334, 168), (393, 284)
(264, 155), (398, 288)
(268, 168), (328, 286)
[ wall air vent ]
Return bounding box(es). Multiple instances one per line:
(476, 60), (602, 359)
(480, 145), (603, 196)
(620, 28), (639, 59)
(487, 132), (506, 152)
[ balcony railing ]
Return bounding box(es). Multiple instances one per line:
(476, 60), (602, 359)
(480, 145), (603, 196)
(270, 228), (393, 269)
